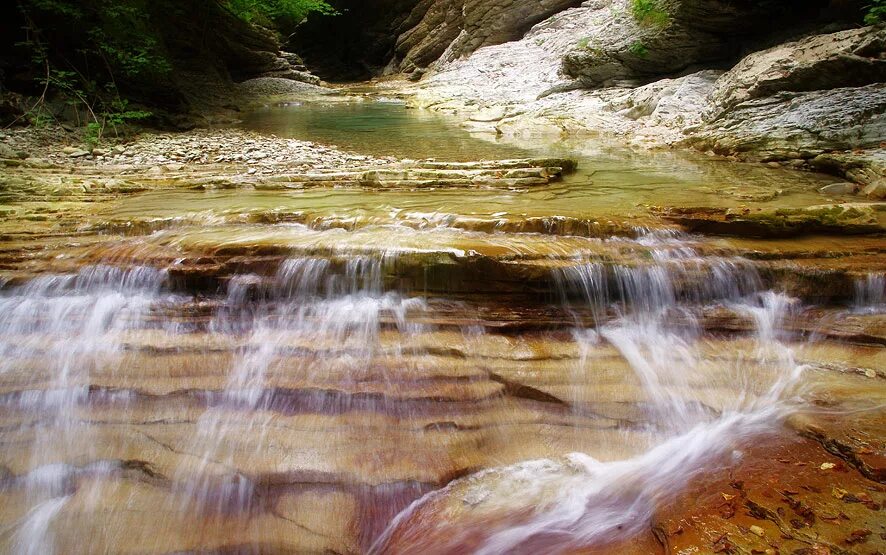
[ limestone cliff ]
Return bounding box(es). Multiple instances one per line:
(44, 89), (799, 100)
(398, 0), (883, 194)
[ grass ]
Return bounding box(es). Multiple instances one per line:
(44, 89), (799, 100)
(631, 0), (670, 28)
(629, 40), (649, 58)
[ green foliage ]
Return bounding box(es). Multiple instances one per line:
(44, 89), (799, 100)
(631, 0), (670, 28)
(84, 122), (103, 149)
(577, 37), (591, 49)
(19, 0), (171, 79)
(865, 0), (886, 24)
(16, 0), (160, 139)
(225, 0), (336, 31)
(24, 107), (55, 128)
(629, 40), (649, 58)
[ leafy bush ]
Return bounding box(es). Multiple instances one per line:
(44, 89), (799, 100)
(631, 0), (670, 28)
(15, 0), (164, 139)
(629, 40), (649, 58)
(225, 0), (336, 32)
(865, 0), (886, 24)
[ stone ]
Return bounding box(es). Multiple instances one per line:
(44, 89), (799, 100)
(863, 180), (886, 199)
(0, 144), (28, 159)
(67, 149), (90, 158)
(818, 182), (859, 196)
(707, 26), (886, 117)
(688, 84), (886, 161)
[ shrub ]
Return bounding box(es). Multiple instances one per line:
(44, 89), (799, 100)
(225, 0), (336, 32)
(15, 0), (164, 135)
(629, 40), (649, 58)
(865, 0), (886, 24)
(631, 0), (670, 28)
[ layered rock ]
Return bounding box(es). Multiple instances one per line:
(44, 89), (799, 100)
(390, 0), (583, 74)
(705, 26), (886, 116)
(690, 84), (886, 160)
(292, 0), (582, 80)
(397, 2), (884, 194)
(1, 125), (884, 553)
(686, 26), (886, 191)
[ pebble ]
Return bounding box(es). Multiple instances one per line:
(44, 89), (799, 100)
(5, 127), (406, 175)
(749, 525), (765, 537)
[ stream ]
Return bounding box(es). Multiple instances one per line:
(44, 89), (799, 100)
(0, 98), (883, 554)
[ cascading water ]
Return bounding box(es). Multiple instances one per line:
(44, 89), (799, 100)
(0, 226), (880, 554)
(175, 256), (431, 520)
(0, 266), (174, 554)
(371, 233), (809, 554)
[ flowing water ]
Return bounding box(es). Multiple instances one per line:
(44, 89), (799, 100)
(0, 99), (883, 554)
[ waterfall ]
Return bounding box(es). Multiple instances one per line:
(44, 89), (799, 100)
(371, 233), (808, 554)
(0, 266), (175, 554)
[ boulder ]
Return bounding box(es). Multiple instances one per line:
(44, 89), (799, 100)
(560, 0), (838, 87)
(707, 26), (886, 117)
(688, 83), (886, 161)
(819, 182), (860, 195)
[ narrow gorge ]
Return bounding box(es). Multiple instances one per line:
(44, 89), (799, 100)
(0, 0), (884, 553)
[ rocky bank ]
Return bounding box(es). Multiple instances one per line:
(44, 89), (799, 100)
(364, 0), (886, 197)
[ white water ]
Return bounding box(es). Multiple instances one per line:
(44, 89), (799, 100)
(0, 233), (864, 553)
(372, 234), (807, 553)
(0, 266), (174, 553)
(174, 256), (431, 517)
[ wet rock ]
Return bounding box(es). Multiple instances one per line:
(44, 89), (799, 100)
(818, 182), (859, 196)
(661, 203), (886, 237)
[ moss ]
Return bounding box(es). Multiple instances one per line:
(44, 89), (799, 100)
(631, 0), (670, 28)
(628, 40), (649, 58)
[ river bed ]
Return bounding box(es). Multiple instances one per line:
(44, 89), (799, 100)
(0, 99), (883, 554)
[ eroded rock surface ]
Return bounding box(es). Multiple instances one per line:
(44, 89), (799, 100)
(0, 114), (883, 554)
